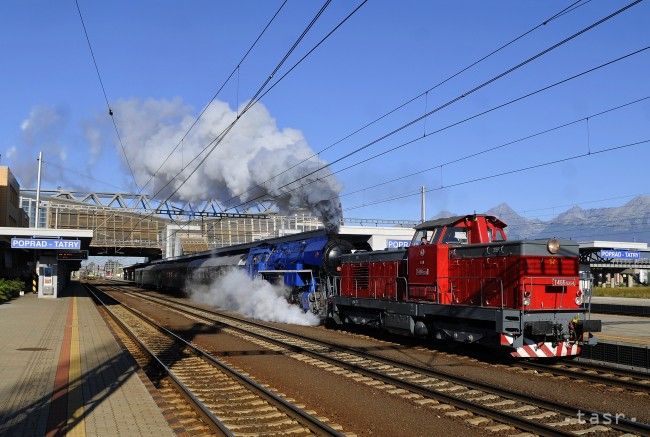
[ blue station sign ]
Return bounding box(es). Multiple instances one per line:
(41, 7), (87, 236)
(11, 238), (81, 250)
(387, 239), (411, 249)
(599, 249), (640, 260)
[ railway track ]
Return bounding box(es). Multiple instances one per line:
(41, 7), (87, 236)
(85, 284), (347, 437)
(518, 360), (650, 393)
(327, 324), (650, 394)
(99, 283), (650, 436)
(113, 283), (650, 395)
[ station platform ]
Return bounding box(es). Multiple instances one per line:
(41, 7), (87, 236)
(589, 296), (650, 317)
(595, 313), (650, 346)
(0, 282), (174, 436)
(592, 296), (650, 306)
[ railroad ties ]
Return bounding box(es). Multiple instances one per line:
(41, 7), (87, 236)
(111, 285), (649, 437)
(518, 360), (650, 393)
(86, 284), (347, 437)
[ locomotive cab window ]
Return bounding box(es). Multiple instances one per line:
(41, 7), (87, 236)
(441, 227), (468, 244)
(412, 230), (427, 245)
(412, 228), (438, 245)
(494, 228), (506, 241)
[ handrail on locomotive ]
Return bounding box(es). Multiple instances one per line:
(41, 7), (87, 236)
(133, 214), (601, 358)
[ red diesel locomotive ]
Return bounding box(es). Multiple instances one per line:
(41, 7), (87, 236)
(329, 214), (601, 358)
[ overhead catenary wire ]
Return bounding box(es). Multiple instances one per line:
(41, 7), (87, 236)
(245, 0), (370, 109)
(141, 0), (335, 206)
(74, 0), (140, 191)
(496, 220), (650, 241)
(343, 138), (650, 212)
(225, 0), (592, 205)
(110, 0), (369, 245)
(88, 0), (292, 233)
(479, 193), (650, 231)
(137, 0), (289, 195)
(91, 0), (352, 236)
(338, 191), (650, 230)
(154, 0), (370, 211)
(231, 45), (650, 210)
(500, 206), (650, 228)
(498, 212), (650, 240)
(517, 193), (650, 216)
(225, 0), (644, 212)
(266, 1), (643, 194)
(500, 215), (650, 234)
(398, 198), (650, 233)
(334, 96), (650, 200)
(41, 160), (128, 192)
(509, 217), (650, 233)
(142, 0), (369, 207)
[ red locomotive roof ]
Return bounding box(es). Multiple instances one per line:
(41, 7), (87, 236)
(415, 214), (506, 230)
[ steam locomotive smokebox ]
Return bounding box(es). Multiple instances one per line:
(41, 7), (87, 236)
(323, 239), (354, 276)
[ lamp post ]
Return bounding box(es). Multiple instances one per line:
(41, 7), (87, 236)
(35, 152), (43, 229)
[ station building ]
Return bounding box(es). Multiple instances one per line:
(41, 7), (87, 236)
(0, 166), (92, 297)
(579, 241), (650, 287)
(0, 167), (31, 279)
(0, 167), (29, 228)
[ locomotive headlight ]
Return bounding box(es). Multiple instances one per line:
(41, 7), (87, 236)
(547, 238), (560, 254)
(523, 291), (532, 306)
(575, 290), (583, 305)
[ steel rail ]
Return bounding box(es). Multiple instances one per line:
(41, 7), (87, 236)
(117, 285), (650, 436)
(87, 283), (345, 437)
(572, 358), (650, 377)
(519, 361), (650, 393)
(109, 285), (644, 437)
(83, 284), (233, 437)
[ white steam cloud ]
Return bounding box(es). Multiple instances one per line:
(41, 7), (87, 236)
(188, 269), (320, 326)
(7, 105), (69, 187)
(5, 146), (17, 160)
(102, 97), (342, 229)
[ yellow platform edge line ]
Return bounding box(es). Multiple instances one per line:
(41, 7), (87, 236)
(67, 296), (86, 437)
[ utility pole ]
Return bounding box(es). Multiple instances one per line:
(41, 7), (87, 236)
(420, 185), (426, 223)
(35, 151), (43, 229)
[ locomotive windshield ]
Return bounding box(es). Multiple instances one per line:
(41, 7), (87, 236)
(412, 226), (470, 244)
(441, 227), (468, 244)
(411, 230), (426, 245)
(411, 228), (439, 245)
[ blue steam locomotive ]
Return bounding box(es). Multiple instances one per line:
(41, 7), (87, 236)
(134, 230), (359, 315)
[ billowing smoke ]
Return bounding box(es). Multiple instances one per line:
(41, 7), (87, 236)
(188, 269), (320, 326)
(99, 97), (342, 230)
(6, 105), (69, 187)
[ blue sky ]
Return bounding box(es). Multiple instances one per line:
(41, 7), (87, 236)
(2, 0), (649, 223)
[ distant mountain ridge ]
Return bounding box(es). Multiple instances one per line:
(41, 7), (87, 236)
(438, 195), (650, 243)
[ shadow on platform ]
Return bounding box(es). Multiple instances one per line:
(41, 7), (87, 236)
(0, 348), (138, 436)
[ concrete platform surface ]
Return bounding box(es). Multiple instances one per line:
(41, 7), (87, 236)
(596, 313), (650, 346)
(592, 296), (650, 307)
(0, 282), (174, 437)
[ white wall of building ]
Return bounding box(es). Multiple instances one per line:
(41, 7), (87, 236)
(339, 225), (414, 251)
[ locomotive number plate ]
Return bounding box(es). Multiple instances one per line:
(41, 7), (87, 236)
(552, 278), (576, 286)
(415, 268), (430, 275)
